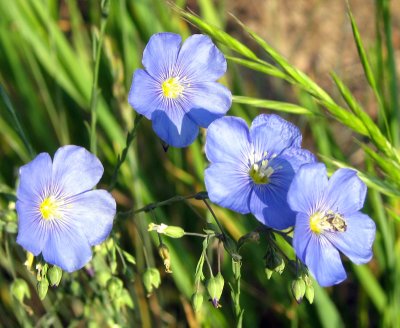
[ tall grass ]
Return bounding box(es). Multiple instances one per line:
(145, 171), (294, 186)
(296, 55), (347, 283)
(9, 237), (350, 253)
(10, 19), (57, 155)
(0, 0), (399, 326)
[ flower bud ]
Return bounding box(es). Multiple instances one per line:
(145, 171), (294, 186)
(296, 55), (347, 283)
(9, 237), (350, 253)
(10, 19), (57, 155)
(264, 248), (285, 279)
(158, 244), (172, 273)
(143, 268), (161, 296)
(148, 223), (185, 238)
(206, 273), (224, 308)
(37, 278), (49, 300)
(305, 284), (314, 304)
(291, 278), (306, 304)
(47, 266), (63, 287)
(107, 277), (123, 299)
(191, 292), (203, 313)
(11, 279), (31, 303)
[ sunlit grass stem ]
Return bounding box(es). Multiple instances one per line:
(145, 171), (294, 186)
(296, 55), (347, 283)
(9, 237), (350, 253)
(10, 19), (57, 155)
(90, 0), (110, 155)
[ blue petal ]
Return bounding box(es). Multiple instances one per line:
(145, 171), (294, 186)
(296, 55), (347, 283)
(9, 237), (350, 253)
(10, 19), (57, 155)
(280, 148), (316, 171)
(16, 201), (49, 255)
(326, 212), (375, 264)
(42, 218), (92, 272)
(187, 82), (232, 127)
(248, 157), (296, 229)
(177, 34), (227, 82)
(249, 183), (296, 229)
(205, 116), (251, 164)
(249, 114), (302, 156)
(17, 152), (52, 202)
(128, 69), (163, 119)
(293, 212), (312, 262)
(325, 168), (367, 214)
(66, 190), (116, 246)
(304, 235), (347, 287)
(287, 163), (328, 215)
(205, 163), (252, 214)
(52, 145), (104, 196)
(151, 108), (198, 147)
(142, 33), (181, 80)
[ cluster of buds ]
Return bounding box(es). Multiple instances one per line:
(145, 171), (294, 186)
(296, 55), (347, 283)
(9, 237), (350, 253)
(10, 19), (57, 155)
(35, 264), (63, 300)
(143, 267), (161, 296)
(291, 273), (314, 304)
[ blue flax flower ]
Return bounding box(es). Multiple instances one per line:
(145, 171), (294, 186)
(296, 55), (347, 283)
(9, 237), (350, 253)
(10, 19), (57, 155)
(288, 163), (376, 286)
(16, 145), (116, 272)
(128, 32), (232, 148)
(205, 114), (315, 229)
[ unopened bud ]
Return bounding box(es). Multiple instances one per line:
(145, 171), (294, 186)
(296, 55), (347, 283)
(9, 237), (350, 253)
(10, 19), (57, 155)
(264, 248), (285, 279)
(148, 223), (185, 238)
(11, 279), (31, 303)
(206, 273), (224, 308)
(158, 244), (172, 273)
(143, 268), (161, 296)
(305, 284), (314, 304)
(37, 278), (49, 300)
(48, 266), (63, 287)
(107, 277), (123, 299)
(191, 292), (203, 313)
(291, 278), (306, 304)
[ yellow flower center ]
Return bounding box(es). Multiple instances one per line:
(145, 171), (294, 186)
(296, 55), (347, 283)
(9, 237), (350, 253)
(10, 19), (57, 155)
(161, 77), (184, 99)
(249, 160), (274, 184)
(310, 211), (347, 234)
(39, 197), (60, 220)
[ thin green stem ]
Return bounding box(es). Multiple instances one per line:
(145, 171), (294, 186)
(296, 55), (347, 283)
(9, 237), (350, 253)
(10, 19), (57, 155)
(108, 114), (143, 191)
(89, 0), (110, 155)
(202, 199), (224, 234)
(184, 232), (209, 238)
(203, 252), (214, 276)
(382, 0), (399, 147)
(0, 86), (35, 159)
(117, 191), (208, 218)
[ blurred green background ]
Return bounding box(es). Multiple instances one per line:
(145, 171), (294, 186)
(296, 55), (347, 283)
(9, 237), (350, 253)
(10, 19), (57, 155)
(0, 0), (399, 327)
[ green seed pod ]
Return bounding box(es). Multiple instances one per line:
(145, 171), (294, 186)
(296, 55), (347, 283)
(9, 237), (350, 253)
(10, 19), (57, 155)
(11, 278), (31, 303)
(206, 273), (224, 308)
(148, 223), (185, 238)
(47, 266), (63, 287)
(191, 292), (203, 313)
(163, 226), (185, 238)
(107, 277), (123, 299)
(143, 268), (161, 296)
(291, 278), (306, 304)
(37, 278), (49, 300)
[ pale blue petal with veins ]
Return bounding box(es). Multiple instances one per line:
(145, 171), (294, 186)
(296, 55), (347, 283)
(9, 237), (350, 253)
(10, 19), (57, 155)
(16, 145), (116, 272)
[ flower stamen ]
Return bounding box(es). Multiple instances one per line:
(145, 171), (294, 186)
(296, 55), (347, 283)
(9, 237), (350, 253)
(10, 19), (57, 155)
(39, 197), (61, 220)
(162, 77), (184, 99)
(310, 211), (347, 234)
(249, 159), (274, 184)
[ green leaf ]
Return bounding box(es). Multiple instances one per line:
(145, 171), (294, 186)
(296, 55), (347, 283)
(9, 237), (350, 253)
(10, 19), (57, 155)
(233, 95), (313, 115)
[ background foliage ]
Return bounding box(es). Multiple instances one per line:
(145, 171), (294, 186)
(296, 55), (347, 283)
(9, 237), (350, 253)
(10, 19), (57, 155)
(0, 0), (399, 326)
